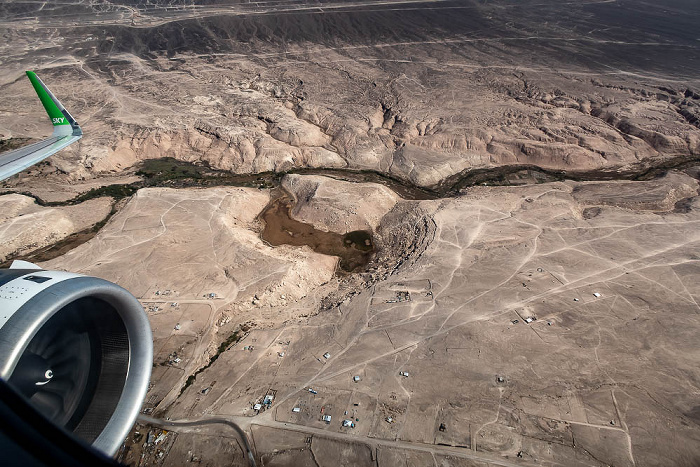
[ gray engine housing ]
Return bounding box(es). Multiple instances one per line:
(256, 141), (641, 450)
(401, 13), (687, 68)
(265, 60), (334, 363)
(0, 265), (152, 456)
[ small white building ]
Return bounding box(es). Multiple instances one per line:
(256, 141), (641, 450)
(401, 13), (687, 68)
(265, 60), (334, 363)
(400, 371), (409, 377)
(353, 376), (360, 382)
(342, 419), (355, 427)
(253, 403), (262, 411)
(322, 415), (332, 423)
(292, 407), (301, 413)
(174, 324), (181, 330)
(323, 352), (331, 359)
(593, 292), (602, 298)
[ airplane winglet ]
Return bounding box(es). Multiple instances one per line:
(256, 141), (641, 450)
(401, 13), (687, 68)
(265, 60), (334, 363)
(25, 71), (82, 138)
(9, 260), (42, 270)
(0, 72), (83, 181)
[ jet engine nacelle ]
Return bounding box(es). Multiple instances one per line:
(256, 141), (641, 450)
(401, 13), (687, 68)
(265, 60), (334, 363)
(0, 263), (152, 456)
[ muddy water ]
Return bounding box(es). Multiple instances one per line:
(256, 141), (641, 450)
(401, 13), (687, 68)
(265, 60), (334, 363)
(259, 190), (374, 273)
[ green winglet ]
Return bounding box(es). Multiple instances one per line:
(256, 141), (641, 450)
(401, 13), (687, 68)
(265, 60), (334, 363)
(26, 71), (70, 127)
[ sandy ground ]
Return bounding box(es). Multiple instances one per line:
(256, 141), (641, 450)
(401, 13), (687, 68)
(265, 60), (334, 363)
(41, 186), (343, 413)
(283, 174), (400, 233)
(1, 1), (699, 192)
(0, 193), (112, 263)
(30, 171), (700, 467)
(1, 1), (700, 466)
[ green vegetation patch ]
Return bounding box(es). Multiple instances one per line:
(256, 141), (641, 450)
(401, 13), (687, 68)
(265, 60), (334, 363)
(70, 184), (140, 204)
(136, 157), (206, 181)
(342, 230), (374, 252)
(179, 330), (242, 396)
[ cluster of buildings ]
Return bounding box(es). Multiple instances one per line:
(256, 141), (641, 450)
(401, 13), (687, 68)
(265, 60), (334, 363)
(253, 390), (276, 412)
(154, 289), (174, 296)
(165, 351), (181, 366)
(386, 290), (411, 303)
(136, 428), (170, 462)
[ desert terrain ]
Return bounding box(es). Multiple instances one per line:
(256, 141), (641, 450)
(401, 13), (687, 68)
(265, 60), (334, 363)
(1, 1), (700, 466)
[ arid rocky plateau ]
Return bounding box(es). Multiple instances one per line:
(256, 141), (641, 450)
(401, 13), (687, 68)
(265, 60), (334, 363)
(2, 1), (700, 466)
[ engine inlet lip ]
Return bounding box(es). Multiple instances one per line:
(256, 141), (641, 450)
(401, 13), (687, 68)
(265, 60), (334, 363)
(0, 275), (152, 456)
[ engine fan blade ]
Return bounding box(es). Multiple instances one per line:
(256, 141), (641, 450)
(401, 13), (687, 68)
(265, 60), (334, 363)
(31, 390), (64, 420)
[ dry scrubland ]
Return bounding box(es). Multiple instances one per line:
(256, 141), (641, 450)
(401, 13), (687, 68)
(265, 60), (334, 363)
(1, 0), (700, 466)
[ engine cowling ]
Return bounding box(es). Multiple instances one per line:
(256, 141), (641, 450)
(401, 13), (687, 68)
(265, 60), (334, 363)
(0, 263), (152, 456)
